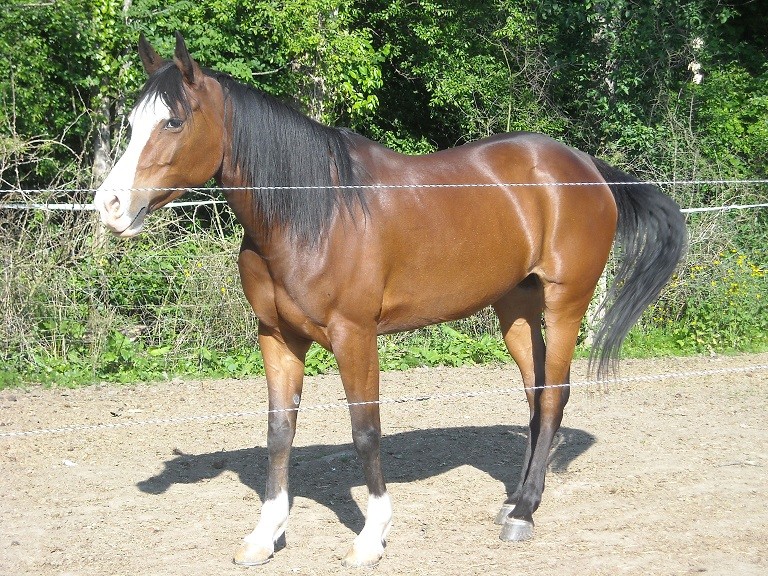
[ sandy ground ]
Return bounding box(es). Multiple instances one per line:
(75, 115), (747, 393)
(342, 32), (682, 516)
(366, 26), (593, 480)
(2, 352), (767, 576)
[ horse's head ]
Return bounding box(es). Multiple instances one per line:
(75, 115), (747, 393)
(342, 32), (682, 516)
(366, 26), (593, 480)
(94, 33), (225, 237)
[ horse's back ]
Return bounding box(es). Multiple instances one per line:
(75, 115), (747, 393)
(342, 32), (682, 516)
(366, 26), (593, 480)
(344, 132), (618, 332)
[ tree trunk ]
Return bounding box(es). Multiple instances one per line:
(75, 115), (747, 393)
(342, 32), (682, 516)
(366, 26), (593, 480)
(90, 89), (112, 188)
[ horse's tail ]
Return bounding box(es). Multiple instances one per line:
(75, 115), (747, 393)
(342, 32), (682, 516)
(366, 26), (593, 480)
(588, 156), (687, 378)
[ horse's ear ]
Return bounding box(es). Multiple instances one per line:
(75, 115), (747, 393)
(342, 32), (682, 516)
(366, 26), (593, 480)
(173, 31), (204, 88)
(138, 33), (165, 75)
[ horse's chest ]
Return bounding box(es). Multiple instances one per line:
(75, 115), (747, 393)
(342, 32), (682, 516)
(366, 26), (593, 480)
(273, 288), (316, 320)
(238, 248), (332, 344)
(244, 287), (330, 346)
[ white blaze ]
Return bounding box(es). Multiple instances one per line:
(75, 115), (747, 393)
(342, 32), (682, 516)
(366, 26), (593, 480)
(94, 97), (171, 237)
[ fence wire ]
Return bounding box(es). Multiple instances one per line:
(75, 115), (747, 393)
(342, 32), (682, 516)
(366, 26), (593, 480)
(1, 363), (766, 439)
(2, 179), (768, 213)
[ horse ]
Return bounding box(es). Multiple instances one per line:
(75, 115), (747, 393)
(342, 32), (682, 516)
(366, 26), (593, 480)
(94, 32), (686, 567)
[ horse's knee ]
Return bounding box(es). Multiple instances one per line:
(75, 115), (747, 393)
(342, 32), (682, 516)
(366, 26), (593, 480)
(267, 414), (295, 456)
(351, 424), (381, 456)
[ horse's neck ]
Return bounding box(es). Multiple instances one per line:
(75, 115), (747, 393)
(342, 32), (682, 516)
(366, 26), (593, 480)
(216, 164), (264, 241)
(220, 176), (301, 261)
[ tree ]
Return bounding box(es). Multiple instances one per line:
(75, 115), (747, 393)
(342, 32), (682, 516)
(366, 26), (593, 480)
(0, 0), (95, 189)
(1, 0), (766, 190)
(129, 0), (386, 125)
(90, 1), (135, 187)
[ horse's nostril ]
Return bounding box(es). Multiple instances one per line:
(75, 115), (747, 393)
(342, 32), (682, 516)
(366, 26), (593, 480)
(106, 195), (121, 215)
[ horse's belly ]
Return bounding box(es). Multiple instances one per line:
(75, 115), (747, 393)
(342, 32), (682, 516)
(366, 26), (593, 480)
(376, 253), (528, 334)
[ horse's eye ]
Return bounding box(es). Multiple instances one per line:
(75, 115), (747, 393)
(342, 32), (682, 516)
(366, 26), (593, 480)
(165, 118), (184, 130)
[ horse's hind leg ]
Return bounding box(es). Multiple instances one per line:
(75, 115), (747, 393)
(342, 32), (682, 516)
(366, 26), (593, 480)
(492, 277), (546, 538)
(234, 324), (311, 566)
(498, 279), (593, 541)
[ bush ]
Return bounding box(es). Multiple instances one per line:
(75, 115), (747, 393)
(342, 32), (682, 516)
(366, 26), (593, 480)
(0, 200), (257, 386)
(666, 249), (766, 353)
(1, 194), (766, 388)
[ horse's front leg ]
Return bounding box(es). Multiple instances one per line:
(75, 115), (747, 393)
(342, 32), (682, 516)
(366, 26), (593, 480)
(332, 325), (392, 567)
(234, 324), (311, 566)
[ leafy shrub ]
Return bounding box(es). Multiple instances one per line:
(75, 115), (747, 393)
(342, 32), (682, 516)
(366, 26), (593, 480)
(669, 249), (767, 352)
(2, 197), (767, 388)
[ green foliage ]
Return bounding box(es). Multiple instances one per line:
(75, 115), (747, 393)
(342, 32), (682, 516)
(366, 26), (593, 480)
(0, 0), (136, 188)
(379, 325), (509, 371)
(693, 65), (768, 177)
(2, 0), (768, 387)
(669, 249), (767, 353)
(362, 0), (569, 147)
(130, 0), (386, 124)
(303, 344), (337, 376)
(4, 0), (767, 171)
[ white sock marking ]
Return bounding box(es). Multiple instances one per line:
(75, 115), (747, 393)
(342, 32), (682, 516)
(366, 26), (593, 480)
(352, 492), (393, 558)
(244, 490), (289, 549)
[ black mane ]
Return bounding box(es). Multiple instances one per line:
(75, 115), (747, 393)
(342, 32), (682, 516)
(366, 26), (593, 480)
(138, 62), (366, 245)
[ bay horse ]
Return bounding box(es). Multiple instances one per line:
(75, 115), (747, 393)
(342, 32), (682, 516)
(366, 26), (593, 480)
(94, 33), (686, 567)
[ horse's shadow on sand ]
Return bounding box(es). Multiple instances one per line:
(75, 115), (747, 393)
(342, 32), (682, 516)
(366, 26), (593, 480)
(137, 425), (594, 533)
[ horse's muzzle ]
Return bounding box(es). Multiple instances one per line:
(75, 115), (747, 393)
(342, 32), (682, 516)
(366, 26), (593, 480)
(94, 188), (148, 238)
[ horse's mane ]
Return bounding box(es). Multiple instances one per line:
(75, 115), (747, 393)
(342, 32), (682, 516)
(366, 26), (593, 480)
(138, 62), (366, 245)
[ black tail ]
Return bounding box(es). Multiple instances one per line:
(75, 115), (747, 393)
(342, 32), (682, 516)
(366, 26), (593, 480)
(589, 157), (687, 378)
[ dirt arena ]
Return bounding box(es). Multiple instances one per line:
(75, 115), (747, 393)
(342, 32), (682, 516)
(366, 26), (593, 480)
(2, 353), (767, 575)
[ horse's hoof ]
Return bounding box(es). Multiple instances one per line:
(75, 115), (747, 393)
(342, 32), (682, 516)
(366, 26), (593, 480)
(233, 541), (274, 566)
(341, 544), (384, 568)
(499, 517), (535, 542)
(494, 503), (516, 525)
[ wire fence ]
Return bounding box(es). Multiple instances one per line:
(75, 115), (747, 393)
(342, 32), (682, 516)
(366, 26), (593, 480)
(2, 178), (768, 213)
(2, 362), (766, 439)
(1, 178), (766, 388)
